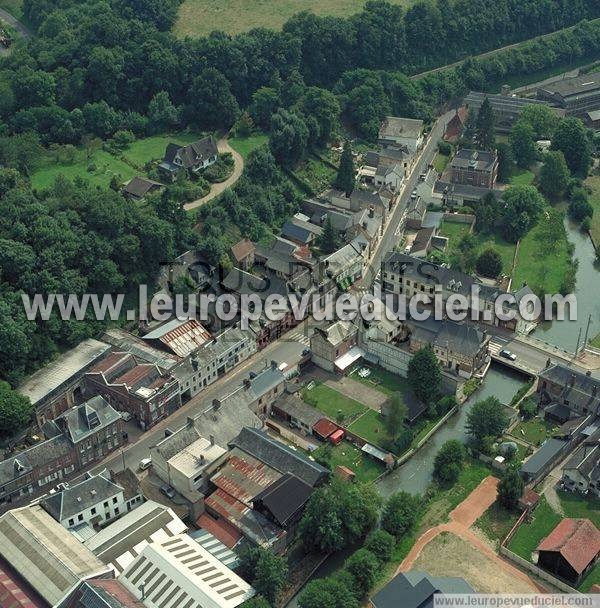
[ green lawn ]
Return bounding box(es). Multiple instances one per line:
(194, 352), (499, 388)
(508, 497), (561, 560)
(30, 132), (204, 190)
(585, 175), (600, 248)
(475, 502), (520, 548)
(512, 207), (573, 294)
(439, 219), (471, 242)
(348, 409), (389, 449)
(314, 440), (384, 483)
(472, 232), (516, 274)
(348, 365), (411, 397)
(433, 152), (450, 173)
(509, 417), (554, 446)
(507, 167), (535, 186)
(301, 383), (367, 422)
(558, 490), (600, 528)
(580, 562), (600, 592)
(228, 134), (268, 159)
(175, 0), (409, 37)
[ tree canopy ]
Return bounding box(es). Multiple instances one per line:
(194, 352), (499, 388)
(465, 396), (509, 451)
(407, 346), (441, 404)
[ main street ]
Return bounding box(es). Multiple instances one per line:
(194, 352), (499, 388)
(86, 110), (454, 477)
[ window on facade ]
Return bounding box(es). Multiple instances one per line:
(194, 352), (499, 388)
(113, 497), (118, 504)
(104, 501), (109, 508)
(78, 514), (83, 521)
(68, 518), (74, 526)
(91, 507), (96, 515)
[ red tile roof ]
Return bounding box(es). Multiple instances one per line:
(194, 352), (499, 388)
(537, 518), (600, 574)
(312, 418), (338, 439)
(86, 579), (145, 608)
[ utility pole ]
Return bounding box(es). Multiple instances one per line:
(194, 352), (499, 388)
(575, 327), (582, 357)
(583, 314), (592, 349)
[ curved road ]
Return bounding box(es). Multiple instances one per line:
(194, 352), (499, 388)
(0, 7), (31, 55)
(184, 136), (244, 211)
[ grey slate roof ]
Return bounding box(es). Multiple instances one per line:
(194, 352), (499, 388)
(565, 442), (600, 480)
(372, 571), (474, 608)
(230, 427), (329, 487)
(162, 137), (218, 170)
(281, 221), (316, 245)
(222, 267), (268, 296)
(521, 438), (569, 478)
(539, 363), (600, 417)
(271, 393), (323, 429)
(538, 71), (600, 99)
(253, 472), (313, 527)
(41, 469), (122, 521)
(379, 117), (424, 140)
(122, 177), (162, 199)
(450, 148), (497, 172)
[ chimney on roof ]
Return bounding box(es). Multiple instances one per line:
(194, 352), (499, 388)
(244, 378), (251, 390)
(209, 434), (215, 446)
(212, 399), (221, 411)
(587, 370), (592, 377)
(187, 416), (195, 428)
(369, 206), (375, 218)
(546, 358), (552, 369)
(570, 374), (576, 387)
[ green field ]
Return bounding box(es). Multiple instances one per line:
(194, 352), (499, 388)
(348, 409), (388, 449)
(507, 167), (535, 186)
(314, 440), (384, 483)
(439, 219), (471, 241)
(228, 134), (268, 159)
(512, 208), (572, 294)
(30, 132), (203, 190)
(508, 497), (561, 561)
(433, 152), (450, 173)
(585, 175), (600, 248)
(557, 490), (600, 528)
(175, 0), (408, 37)
(349, 365), (411, 397)
(293, 155), (337, 194)
(509, 417), (554, 446)
(475, 502), (519, 548)
(302, 383), (367, 422)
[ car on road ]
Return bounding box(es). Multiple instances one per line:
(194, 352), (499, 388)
(410, 188), (417, 199)
(499, 349), (517, 361)
(160, 484), (176, 499)
(301, 348), (311, 357)
(139, 457), (152, 471)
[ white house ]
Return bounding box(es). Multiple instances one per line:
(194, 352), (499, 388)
(40, 469), (127, 529)
(378, 117), (424, 154)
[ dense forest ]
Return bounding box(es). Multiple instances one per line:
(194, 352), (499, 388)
(1, 0), (600, 388)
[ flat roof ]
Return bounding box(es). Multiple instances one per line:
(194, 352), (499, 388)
(539, 71), (600, 98)
(18, 339), (110, 406)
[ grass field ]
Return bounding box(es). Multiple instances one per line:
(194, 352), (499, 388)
(558, 490), (600, 528)
(507, 167), (535, 186)
(175, 0), (408, 37)
(313, 440), (384, 483)
(348, 409), (388, 449)
(507, 497), (561, 561)
(228, 134), (268, 159)
(584, 175), (600, 247)
(439, 219), (471, 242)
(433, 152), (450, 173)
(301, 383), (367, 422)
(512, 208), (572, 294)
(348, 365), (411, 397)
(30, 132), (202, 190)
(509, 417), (554, 446)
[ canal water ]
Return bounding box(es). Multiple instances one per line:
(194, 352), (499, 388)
(533, 217), (600, 352)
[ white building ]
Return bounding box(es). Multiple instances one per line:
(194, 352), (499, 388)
(151, 421), (227, 497)
(40, 469), (127, 529)
(119, 534), (255, 608)
(378, 117), (424, 154)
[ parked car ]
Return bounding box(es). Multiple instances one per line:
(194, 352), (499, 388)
(499, 349), (517, 361)
(139, 457), (152, 471)
(302, 348), (311, 357)
(160, 484), (176, 499)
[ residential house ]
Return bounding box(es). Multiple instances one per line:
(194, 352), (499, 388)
(85, 352), (181, 430)
(409, 226), (436, 258)
(521, 437), (571, 483)
(433, 179), (504, 209)
(535, 518), (600, 585)
(562, 439), (600, 497)
(0, 505), (110, 607)
(465, 90), (555, 133)
(443, 107), (468, 142)
(361, 148), (411, 184)
(281, 218), (322, 246)
(537, 72), (600, 117)
(112, 468), (144, 513)
(378, 117), (424, 153)
(18, 338), (111, 427)
(269, 391), (323, 437)
(40, 468), (127, 529)
(0, 396), (123, 507)
(121, 177), (163, 202)
(150, 420), (227, 498)
(405, 196), (427, 230)
(537, 363), (600, 423)
(449, 148), (498, 188)
(374, 163), (404, 191)
(310, 320), (359, 373)
(370, 571), (474, 608)
(322, 241), (365, 291)
(118, 534), (255, 608)
(230, 238), (256, 271)
(159, 136), (218, 181)
(329, 189), (391, 219)
(84, 500), (187, 574)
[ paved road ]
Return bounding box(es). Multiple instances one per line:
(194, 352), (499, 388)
(184, 137), (244, 211)
(0, 8), (31, 55)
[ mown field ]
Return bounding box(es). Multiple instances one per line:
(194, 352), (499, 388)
(175, 0), (408, 38)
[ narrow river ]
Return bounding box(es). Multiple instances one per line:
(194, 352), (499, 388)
(287, 217), (600, 606)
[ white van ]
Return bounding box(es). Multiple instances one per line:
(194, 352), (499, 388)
(139, 457), (152, 471)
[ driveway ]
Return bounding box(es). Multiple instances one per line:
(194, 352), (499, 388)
(184, 136), (244, 211)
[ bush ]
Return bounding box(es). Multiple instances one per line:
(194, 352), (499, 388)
(519, 397), (537, 420)
(433, 440), (465, 485)
(437, 140), (452, 155)
(364, 529), (395, 563)
(87, 163), (97, 172)
(344, 549), (379, 598)
(381, 492), (420, 539)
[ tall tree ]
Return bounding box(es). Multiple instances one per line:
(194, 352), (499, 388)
(433, 439), (465, 484)
(345, 549), (379, 598)
(497, 468), (524, 510)
(539, 150), (570, 199)
(500, 185), (545, 242)
(466, 396), (509, 451)
(519, 104), (558, 140)
(269, 109), (308, 167)
(551, 117), (592, 176)
(298, 577), (358, 608)
(510, 120), (536, 168)
(381, 491), (420, 539)
(319, 215), (340, 254)
(384, 392), (408, 439)
(0, 382), (33, 437)
(407, 346), (441, 404)
(475, 248), (503, 278)
(334, 141), (355, 195)
(475, 97), (495, 150)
